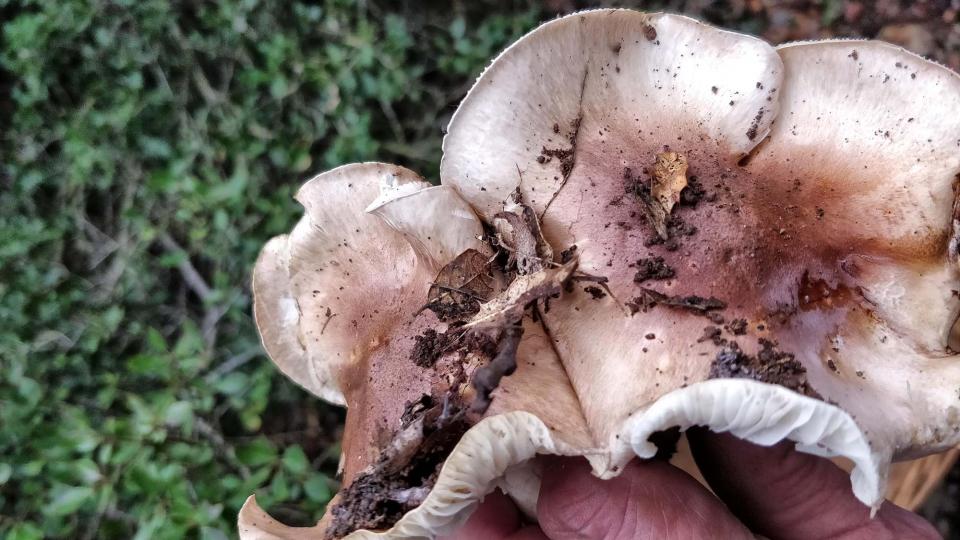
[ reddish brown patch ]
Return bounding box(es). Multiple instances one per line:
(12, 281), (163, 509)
(798, 273), (856, 311)
(642, 23), (657, 41)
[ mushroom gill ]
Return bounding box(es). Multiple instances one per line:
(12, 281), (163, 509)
(241, 9), (960, 540)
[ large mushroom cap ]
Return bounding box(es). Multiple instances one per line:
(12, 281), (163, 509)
(242, 9), (960, 539)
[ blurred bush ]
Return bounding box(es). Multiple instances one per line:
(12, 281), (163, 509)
(0, 1), (538, 538)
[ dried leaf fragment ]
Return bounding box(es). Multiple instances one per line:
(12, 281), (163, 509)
(494, 193), (554, 275)
(639, 152), (689, 239)
(425, 249), (497, 321)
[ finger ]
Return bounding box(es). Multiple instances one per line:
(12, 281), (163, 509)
(506, 526), (549, 540)
(687, 429), (940, 540)
(537, 455), (754, 540)
(442, 489), (522, 540)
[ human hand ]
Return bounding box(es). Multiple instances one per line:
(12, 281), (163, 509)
(446, 430), (940, 539)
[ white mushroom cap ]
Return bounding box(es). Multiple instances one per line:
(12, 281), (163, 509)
(243, 9), (960, 539)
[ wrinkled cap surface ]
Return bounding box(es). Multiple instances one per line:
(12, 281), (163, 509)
(242, 9), (960, 540)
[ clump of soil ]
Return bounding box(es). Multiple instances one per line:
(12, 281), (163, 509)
(633, 256), (675, 283)
(697, 325), (724, 345)
(745, 107), (766, 140)
(584, 285), (606, 299)
(410, 328), (457, 368)
(679, 175), (713, 207)
(709, 339), (818, 397)
(726, 318), (748, 335)
(643, 215), (698, 251)
(559, 244), (578, 263)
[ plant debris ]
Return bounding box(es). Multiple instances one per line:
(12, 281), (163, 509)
(651, 152), (689, 216)
(424, 249), (497, 322)
(493, 193), (554, 275)
(709, 339), (819, 397)
(326, 390), (472, 539)
(628, 287), (727, 317)
(634, 152), (690, 240)
(469, 323), (524, 413)
(400, 394), (434, 428)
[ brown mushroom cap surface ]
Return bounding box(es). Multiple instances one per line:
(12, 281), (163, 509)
(242, 9), (960, 540)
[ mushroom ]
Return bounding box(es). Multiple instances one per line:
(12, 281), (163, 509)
(239, 9), (960, 540)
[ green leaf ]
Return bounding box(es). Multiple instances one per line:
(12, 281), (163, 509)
(236, 438), (276, 467)
(281, 445), (308, 475)
(6, 522), (43, 540)
(200, 527), (230, 540)
(163, 400), (194, 428)
(303, 473), (331, 503)
(269, 469), (289, 502)
(0, 463), (12, 484)
(450, 17), (466, 40)
(215, 372), (247, 395)
(127, 353), (171, 379)
(46, 485), (94, 516)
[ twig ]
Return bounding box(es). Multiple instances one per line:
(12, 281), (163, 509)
(194, 416), (251, 480)
(158, 233), (212, 301)
(203, 348), (260, 384)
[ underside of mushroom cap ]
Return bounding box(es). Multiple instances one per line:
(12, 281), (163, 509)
(245, 8), (960, 540)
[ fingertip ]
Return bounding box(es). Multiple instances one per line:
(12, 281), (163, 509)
(442, 489), (520, 540)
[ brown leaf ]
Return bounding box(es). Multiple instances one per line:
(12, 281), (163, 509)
(642, 152), (689, 240)
(652, 152), (688, 213)
(426, 249), (496, 321)
(494, 194), (554, 275)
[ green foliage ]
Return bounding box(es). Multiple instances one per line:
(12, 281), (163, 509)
(0, 0), (539, 537)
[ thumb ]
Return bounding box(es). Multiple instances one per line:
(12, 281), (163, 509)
(536, 455), (753, 540)
(687, 429), (940, 540)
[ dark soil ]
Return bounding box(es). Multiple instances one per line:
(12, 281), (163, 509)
(697, 325), (724, 345)
(410, 328), (456, 368)
(633, 256), (675, 283)
(679, 175), (712, 207)
(726, 318), (748, 336)
(583, 285), (607, 299)
(709, 339), (818, 398)
(538, 116), (582, 180)
(745, 107), (765, 140)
